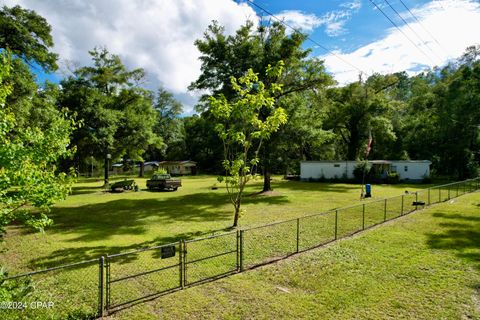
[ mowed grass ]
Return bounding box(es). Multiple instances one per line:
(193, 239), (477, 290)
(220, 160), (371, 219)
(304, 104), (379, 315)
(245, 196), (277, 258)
(1, 176), (472, 319)
(1, 175), (432, 271)
(114, 191), (480, 320)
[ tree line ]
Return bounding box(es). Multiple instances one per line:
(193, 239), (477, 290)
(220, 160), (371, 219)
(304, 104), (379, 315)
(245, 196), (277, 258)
(1, 4), (480, 233)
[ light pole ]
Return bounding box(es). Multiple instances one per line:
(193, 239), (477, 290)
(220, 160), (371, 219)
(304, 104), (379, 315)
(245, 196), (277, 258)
(90, 155), (94, 178)
(104, 153), (111, 186)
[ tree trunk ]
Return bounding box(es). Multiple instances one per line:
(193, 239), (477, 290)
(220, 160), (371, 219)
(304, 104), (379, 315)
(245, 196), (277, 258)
(104, 155), (109, 186)
(262, 144), (273, 192)
(347, 121), (360, 160)
(232, 204), (240, 227)
(139, 162), (145, 177)
(263, 166), (271, 192)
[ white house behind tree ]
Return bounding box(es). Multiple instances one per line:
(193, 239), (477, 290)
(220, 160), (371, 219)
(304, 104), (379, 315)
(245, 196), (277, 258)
(159, 160), (197, 175)
(300, 160), (431, 182)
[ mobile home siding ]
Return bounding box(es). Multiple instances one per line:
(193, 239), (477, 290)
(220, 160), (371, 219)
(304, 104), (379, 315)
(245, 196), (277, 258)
(300, 160), (431, 181)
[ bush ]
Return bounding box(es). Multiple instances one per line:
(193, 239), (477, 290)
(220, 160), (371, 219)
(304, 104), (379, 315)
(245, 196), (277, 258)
(386, 172), (400, 184)
(422, 175), (433, 183)
(353, 161), (372, 182)
(0, 268), (33, 302)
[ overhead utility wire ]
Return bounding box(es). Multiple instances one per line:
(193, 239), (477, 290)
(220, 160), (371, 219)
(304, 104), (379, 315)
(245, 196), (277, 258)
(397, 0), (450, 56)
(369, 0), (436, 65)
(246, 0), (369, 77)
(383, 0), (443, 64)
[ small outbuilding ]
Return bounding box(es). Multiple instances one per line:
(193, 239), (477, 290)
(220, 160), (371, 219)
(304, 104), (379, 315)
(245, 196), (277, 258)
(300, 160), (431, 182)
(159, 160), (197, 175)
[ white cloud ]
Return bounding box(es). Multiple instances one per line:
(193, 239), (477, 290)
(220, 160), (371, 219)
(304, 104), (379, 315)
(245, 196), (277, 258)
(1, 0), (258, 113)
(275, 1), (361, 37)
(321, 0), (480, 85)
(341, 0), (362, 11)
(275, 10), (323, 32)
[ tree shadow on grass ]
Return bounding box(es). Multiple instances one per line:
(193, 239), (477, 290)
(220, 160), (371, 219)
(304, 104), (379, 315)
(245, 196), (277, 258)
(70, 185), (105, 195)
(426, 210), (480, 269)
(48, 192), (288, 242)
(28, 228), (233, 268)
(28, 192), (289, 268)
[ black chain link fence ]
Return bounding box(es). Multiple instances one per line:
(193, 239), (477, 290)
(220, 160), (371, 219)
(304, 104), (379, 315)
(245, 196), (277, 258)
(1, 178), (479, 318)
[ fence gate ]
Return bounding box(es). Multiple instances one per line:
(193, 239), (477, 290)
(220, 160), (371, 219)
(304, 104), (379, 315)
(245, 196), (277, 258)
(105, 242), (182, 310)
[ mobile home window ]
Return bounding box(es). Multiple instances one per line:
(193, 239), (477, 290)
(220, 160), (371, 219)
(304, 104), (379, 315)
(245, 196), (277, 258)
(404, 166), (408, 172)
(333, 164), (340, 167)
(391, 166), (397, 173)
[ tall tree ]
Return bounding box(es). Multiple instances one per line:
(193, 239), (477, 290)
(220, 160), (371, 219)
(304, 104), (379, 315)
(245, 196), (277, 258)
(148, 87), (183, 160)
(182, 115), (224, 173)
(325, 74), (397, 160)
(0, 5), (58, 72)
(59, 48), (162, 176)
(0, 4), (60, 132)
(191, 21), (333, 190)
(0, 52), (74, 238)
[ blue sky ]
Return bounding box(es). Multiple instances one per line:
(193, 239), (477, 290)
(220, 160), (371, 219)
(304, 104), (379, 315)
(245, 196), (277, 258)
(247, 0), (391, 52)
(3, 0), (480, 113)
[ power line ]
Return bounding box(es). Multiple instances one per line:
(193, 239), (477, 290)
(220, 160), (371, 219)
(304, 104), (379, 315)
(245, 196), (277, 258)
(383, 0), (443, 64)
(397, 0), (450, 57)
(369, 0), (437, 65)
(245, 0), (369, 77)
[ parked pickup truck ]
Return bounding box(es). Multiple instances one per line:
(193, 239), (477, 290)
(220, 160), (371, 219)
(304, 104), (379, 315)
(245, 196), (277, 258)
(146, 174), (182, 191)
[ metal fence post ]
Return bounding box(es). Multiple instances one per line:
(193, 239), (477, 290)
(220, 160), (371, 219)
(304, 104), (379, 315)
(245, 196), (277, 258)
(334, 210), (338, 240)
(384, 199), (387, 221)
(401, 195), (404, 215)
(457, 183), (459, 197)
(183, 241), (188, 287)
(105, 255), (110, 311)
(415, 192), (418, 210)
(428, 188), (430, 205)
(296, 218), (300, 253)
(236, 230), (240, 271)
(362, 204), (365, 230)
(98, 256), (105, 318)
(439, 187), (441, 202)
(239, 230), (244, 271)
(448, 185), (451, 200)
(179, 241), (184, 289)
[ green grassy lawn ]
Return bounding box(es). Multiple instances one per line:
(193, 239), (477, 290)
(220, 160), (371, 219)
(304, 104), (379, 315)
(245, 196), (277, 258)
(113, 191), (480, 320)
(1, 175), (475, 319)
(1, 175), (433, 271)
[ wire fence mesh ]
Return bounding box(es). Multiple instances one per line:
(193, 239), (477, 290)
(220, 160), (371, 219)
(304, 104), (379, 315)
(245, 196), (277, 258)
(1, 177), (479, 318)
(0, 259), (99, 320)
(184, 232), (238, 286)
(243, 219), (298, 268)
(337, 205), (363, 237)
(298, 211), (336, 251)
(106, 242), (181, 309)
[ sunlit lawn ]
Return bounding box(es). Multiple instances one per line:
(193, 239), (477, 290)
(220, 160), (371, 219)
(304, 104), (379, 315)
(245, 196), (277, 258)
(1, 175), (478, 319)
(1, 175), (433, 271)
(116, 191), (480, 320)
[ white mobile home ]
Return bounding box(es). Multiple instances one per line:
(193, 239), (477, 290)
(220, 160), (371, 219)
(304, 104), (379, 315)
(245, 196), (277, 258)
(300, 160), (431, 182)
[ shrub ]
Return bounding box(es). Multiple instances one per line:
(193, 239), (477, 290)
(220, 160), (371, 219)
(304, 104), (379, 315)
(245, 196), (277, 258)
(0, 268), (33, 302)
(386, 172), (400, 184)
(353, 161), (372, 182)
